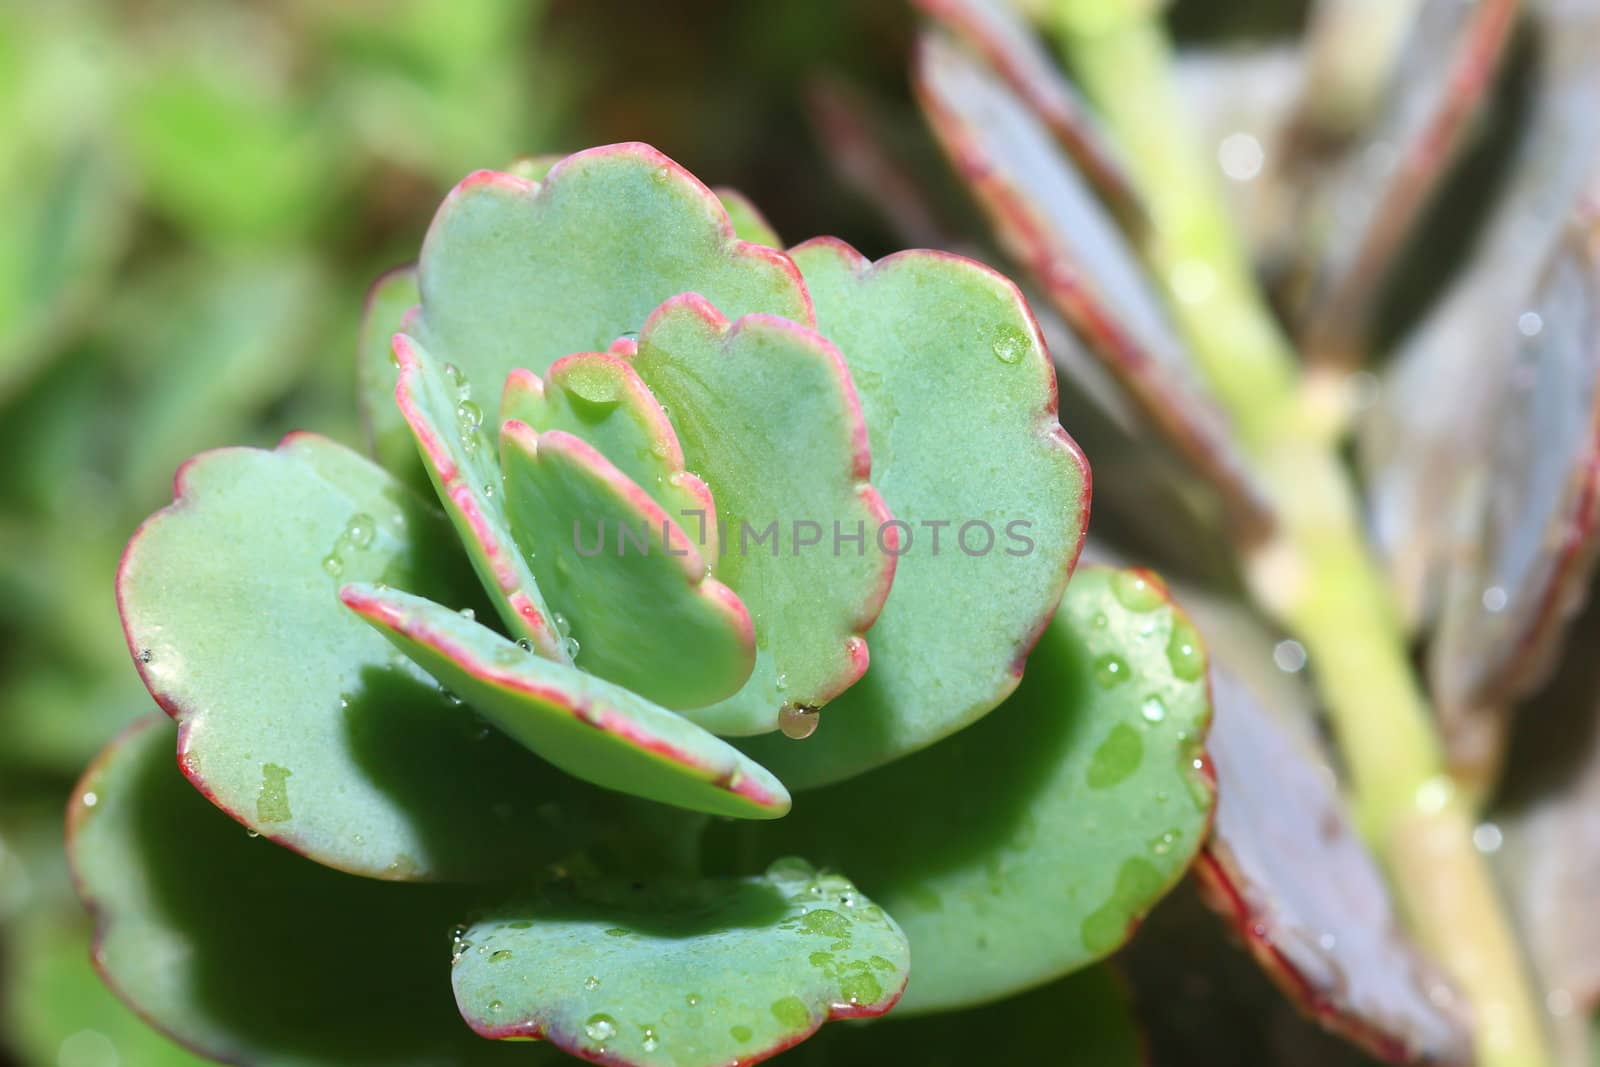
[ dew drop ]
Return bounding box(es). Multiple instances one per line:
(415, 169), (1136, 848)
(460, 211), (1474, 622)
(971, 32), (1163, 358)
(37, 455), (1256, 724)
(444, 362), (467, 389)
(456, 399), (483, 431)
(1165, 619), (1205, 680)
(322, 554), (345, 577)
(345, 513), (376, 549)
(779, 704), (820, 739)
(1092, 654), (1128, 688)
(641, 1026), (660, 1052)
(1140, 696), (1168, 723)
(584, 1013), (617, 1043)
(488, 999), (504, 1014)
(458, 607), (476, 621)
(1110, 570), (1165, 611)
(584, 976), (601, 991)
(686, 993), (702, 1007)
(516, 638), (533, 652)
(490, 950), (512, 963)
(553, 612), (572, 638)
(989, 322), (1029, 364)
(563, 636), (581, 659)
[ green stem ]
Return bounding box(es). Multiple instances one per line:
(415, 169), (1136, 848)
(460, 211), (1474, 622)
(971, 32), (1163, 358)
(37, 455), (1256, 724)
(1048, 6), (1550, 1066)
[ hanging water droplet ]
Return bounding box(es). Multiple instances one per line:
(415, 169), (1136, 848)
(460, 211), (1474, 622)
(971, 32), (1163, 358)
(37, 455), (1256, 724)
(584, 1013), (618, 1043)
(1140, 696), (1167, 723)
(458, 607), (476, 621)
(779, 704), (820, 739)
(246, 829), (260, 839)
(444, 362), (467, 390)
(563, 636), (581, 659)
(553, 612), (572, 638)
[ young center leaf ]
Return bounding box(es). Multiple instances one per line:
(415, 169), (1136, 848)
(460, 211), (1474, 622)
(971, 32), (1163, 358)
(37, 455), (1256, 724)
(721, 566), (1215, 1013)
(356, 265), (424, 488)
(741, 240), (1088, 787)
(499, 424), (755, 710)
(629, 294), (895, 736)
(340, 583), (788, 820)
(451, 858), (908, 1067)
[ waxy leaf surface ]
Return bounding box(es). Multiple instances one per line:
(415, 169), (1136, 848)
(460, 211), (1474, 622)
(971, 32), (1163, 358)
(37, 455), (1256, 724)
(410, 143), (812, 411)
(451, 859), (907, 1067)
(725, 566), (1214, 1013)
(68, 717), (536, 1066)
(631, 295), (894, 736)
(500, 354), (721, 564)
(118, 433), (627, 880)
(743, 240), (1088, 785)
(394, 332), (565, 659)
(1195, 669), (1471, 1065)
(500, 424), (754, 709)
(341, 584), (788, 820)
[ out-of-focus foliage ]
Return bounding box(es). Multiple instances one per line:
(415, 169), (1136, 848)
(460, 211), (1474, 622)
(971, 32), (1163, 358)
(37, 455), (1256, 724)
(0, 2), (570, 1063)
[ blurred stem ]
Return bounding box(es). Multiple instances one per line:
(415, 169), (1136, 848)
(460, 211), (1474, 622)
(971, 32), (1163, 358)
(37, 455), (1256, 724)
(1049, 6), (1550, 1066)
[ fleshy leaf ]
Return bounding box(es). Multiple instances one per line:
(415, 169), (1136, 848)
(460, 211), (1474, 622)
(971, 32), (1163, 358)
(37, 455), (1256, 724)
(915, 31), (1273, 540)
(340, 583), (789, 819)
(741, 240), (1088, 786)
(357, 264), (424, 487)
(1298, 0), (1520, 362)
(67, 717), (534, 1066)
(450, 859), (907, 1066)
(500, 353), (722, 563)
(714, 186), (783, 248)
(499, 424), (755, 709)
(630, 294), (894, 735)
(393, 331), (566, 659)
(774, 966), (1141, 1066)
(911, 0), (1143, 227)
(117, 433), (629, 880)
(1194, 669), (1471, 1065)
(410, 143), (812, 411)
(1359, 1), (1600, 628)
(719, 565), (1215, 1013)
(1429, 215), (1600, 778)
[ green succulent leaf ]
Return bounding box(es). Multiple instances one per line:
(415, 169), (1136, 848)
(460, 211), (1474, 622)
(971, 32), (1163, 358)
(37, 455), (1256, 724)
(67, 717), (536, 1066)
(774, 966), (1142, 1066)
(742, 239), (1089, 786)
(451, 859), (908, 1067)
(499, 423), (755, 709)
(340, 583), (789, 820)
(500, 353), (723, 563)
(117, 433), (629, 881)
(393, 331), (566, 659)
(630, 294), (895, 735)
(357, 264), (424, 489)
(721, 565), (1214, 1013)
(410, 143), (812, 409)
(714, 186), (783, 248)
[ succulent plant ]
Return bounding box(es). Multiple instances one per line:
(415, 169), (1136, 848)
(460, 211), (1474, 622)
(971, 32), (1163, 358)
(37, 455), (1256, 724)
(70, 140), (1248, 1065)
